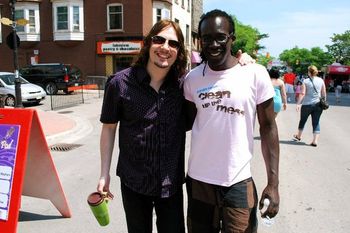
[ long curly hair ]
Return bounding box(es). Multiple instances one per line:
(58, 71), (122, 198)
(133, 20), (188, 79)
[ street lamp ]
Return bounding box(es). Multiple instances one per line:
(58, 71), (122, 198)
(9, 0), (23, 108)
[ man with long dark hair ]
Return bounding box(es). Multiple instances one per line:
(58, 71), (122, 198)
(97, 20), (188, 233)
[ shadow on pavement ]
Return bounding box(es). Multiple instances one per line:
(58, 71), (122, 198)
(18, 211), (64, 222)
(254, 136), (308, 146)
(278, 140), (308, 146)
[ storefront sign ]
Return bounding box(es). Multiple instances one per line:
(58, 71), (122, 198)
(97, 41), (143, 55)
(0, 125), (20, 221)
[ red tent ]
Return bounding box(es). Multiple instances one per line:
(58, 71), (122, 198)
(327, 65), (350, 75)
(325, 65), (350, 92)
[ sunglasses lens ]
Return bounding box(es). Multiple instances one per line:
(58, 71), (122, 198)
(151, 36), (179, 49)
(216, 34), (229, 43)
(201, 34), (231, 45)
(201, 36), (212, 44)
(151, 36), (166, 44)
(168, 40), (180, 49)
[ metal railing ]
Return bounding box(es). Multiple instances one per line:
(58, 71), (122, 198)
(0, 94), (5, 108)
(47, 76), (107, 110)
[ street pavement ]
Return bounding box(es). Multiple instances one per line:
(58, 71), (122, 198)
(14, 92), (350, 233)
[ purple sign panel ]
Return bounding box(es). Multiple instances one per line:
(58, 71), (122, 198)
(0, 124), (20, 221)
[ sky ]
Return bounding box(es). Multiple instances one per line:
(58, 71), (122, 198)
(203, 0), (350, 57)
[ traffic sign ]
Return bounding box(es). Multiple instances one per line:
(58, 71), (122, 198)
(6, 32), (20, 50)
(0, 17), (13, 26)
(16, 18), (28, 26)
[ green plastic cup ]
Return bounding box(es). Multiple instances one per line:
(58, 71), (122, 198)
(87, 192), (110, 226)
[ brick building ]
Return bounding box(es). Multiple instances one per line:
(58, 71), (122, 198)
(0, 0), (200, 78)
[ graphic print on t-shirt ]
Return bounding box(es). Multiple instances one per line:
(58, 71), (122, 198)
(196, 84), (244, 116)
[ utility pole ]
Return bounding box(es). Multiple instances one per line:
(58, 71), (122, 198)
(9, 0), (23, 108)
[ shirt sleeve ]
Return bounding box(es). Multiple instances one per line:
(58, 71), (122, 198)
(184, 73), (194, 102)
(100, 77), (121, 123)
(255, 64), (275, 105)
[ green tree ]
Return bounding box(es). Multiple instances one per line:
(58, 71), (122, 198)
(231, 16), (267, 59)
(256, 54), (274, 67)
(326, 30), (350, 65)
(279, 47), (332, 74)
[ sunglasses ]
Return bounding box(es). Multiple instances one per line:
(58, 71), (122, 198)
(201, 33), (233, 45)
(151, 35), (180, 50)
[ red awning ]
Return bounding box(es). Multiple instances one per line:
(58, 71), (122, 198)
(191, 51), (202, 63)
(327, 65), (350, 75)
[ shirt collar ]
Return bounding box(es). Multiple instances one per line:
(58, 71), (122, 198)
(133, 65), (179, 88)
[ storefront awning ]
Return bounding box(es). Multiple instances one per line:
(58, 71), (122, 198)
(327, 65), (350, 75)
(191, 51), (202, 63)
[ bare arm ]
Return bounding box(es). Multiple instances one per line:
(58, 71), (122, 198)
(184, 99), (197, 131)
(280, 80), (287, 110)
(321, 82), (327, 100)
(257, 98), (280, 218)
(97, 123), (117, 199)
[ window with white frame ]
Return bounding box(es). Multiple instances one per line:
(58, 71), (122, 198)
(52, 0), (84, 41)
(156, 8), (161, 22)
(14, 2), (40, 41)
(57, 6), (68, 30)
(15, 10), (25, 32)
(73, 6), (80, 31)
(108, 4), (123, 31)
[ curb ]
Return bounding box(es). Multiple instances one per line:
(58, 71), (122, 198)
(46, 113), (93, 146)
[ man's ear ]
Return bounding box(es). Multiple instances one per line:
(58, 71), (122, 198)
(231, 34), (236, 41)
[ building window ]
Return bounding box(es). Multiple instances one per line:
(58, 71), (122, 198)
(156, 8), (161, 22)
(73, 6), (80, 31)
(52, 0), (84, 41)
(182, 0), (185, 8)
(15, 10), (25, 32)
(57, 6), (68, 30)
(187, 0), (191, 12)
(108, 4), (123, 31)
(28, 10), (36, 33)
(13, 2), (40, 42)
(175, 18), (179, 24)
(162, 9), (170, 20)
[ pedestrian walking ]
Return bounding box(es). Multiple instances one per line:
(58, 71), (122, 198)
(269, 68), (287, 118)
(293, 65), (327, 147)
(184, 9), (280, 233)
(334, 77), (343, 103)
(294, 80), (303, 102)
(97, 19), (189, 233)
(283, 70), (296, 102)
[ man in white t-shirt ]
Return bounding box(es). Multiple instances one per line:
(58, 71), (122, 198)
(184, 9), (280, 233)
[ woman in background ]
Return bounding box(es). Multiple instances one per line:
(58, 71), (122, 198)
(293, 65), (327, 147)
(269, 68), (287, 118)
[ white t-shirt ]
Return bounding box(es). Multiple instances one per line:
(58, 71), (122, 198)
(184, 62), (274, 186)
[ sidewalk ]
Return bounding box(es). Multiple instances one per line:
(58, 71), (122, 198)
(12, 93), (350, 233)
(33, 100), (97, 146)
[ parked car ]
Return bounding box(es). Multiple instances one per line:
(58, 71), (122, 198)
(0, 72), (46, 107)
(19, 63), (84, 95)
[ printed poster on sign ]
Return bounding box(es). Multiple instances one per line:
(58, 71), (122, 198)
(0, 124), (20, 221)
